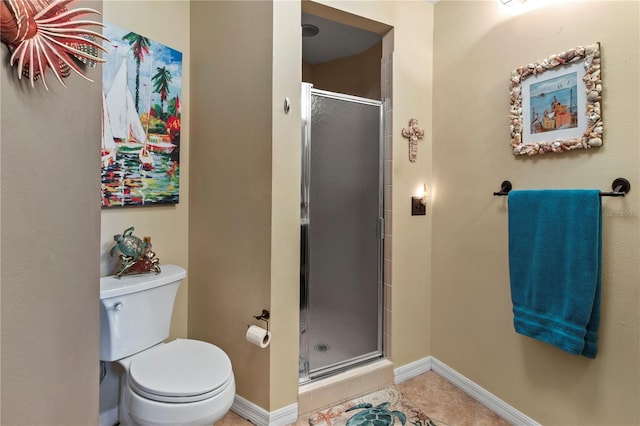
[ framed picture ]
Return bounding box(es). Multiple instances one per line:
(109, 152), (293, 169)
(509, 43), (602, 156)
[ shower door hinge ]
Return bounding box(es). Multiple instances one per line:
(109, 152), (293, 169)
(378, 217), (385, 239)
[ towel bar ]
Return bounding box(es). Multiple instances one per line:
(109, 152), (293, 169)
(493, 178), (631, 197)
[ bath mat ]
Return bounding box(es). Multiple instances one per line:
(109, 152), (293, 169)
(308, 387), (436, 426)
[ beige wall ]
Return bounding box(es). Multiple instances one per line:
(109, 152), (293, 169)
(101, 0), (190, 341)
(305, 41), (382, 100)
(270, 0), (303, 410)
(99, 0), (190, 415)
(0, 1), (103, 422)
(189, 0), (274, 410)
(432, 1), (639, 424)
(188, 1), (302, 412)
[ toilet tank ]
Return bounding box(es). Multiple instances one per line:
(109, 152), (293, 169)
(100, 264), (186, 361)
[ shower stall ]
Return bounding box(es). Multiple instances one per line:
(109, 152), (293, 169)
(299, 83), (385, 383)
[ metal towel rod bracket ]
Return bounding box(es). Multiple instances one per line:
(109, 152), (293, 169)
(493, 181), (512, 196)
(493, 178), (630, 197)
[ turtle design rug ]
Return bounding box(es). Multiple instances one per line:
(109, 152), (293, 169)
(308, 387), (437, 426)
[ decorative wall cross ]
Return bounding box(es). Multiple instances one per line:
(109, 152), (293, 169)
(401, 118), (424, 162)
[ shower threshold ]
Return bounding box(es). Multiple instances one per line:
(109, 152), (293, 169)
(298, 358), (393, 416)
(300, 351), (384, 385)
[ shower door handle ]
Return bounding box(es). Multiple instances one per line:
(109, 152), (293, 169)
(377, 217), (385, 239)
(300, 223), (308, 311)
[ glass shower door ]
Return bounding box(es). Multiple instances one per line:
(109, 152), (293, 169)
(300, 84), (384, 382)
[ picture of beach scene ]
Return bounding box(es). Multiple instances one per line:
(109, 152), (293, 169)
(529, 71), (578, 135)
(101, 22), (183, 207)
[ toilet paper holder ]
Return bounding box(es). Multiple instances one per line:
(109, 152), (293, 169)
(250, 309), (270, 333)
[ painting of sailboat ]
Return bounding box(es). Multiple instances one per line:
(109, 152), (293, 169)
(101, 90), (117, 168)
(101, 22), (183, 207)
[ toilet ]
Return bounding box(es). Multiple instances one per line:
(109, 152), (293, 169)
(100, 264), (235, 426)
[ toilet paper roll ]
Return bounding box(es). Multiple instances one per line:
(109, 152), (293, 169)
(246, 325), (271, 348)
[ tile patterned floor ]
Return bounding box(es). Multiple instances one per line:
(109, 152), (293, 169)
(395, 372), (510, 426)
(217, 371), (510, 426)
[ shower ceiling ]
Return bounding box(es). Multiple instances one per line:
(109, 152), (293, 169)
(302, 13), (382, 65)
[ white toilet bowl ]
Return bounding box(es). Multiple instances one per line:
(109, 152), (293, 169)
(100, 265), (236, 425)
(117, 339), (235, 426)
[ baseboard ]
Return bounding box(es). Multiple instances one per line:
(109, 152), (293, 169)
(393, 356), (432, 384)
(98, 406), (118, 426)
(232, 394), (298, 426)
(394, 356), (540, 426)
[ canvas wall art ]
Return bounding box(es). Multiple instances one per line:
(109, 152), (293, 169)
(101, 22), (183, 207)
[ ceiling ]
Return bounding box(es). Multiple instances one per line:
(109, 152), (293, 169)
(301, 13), (383, 65)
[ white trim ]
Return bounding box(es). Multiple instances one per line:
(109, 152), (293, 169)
(232, 395), (269, 426)
(98, 406), (118, 426)
(430, 358), (540, 426)
(232, 395), (298, 426)
(393, 356), (540, 426)
(268, 402), (298, 426)
(393, 356), (432, 384)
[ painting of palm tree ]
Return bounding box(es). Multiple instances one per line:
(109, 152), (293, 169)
(122, 32), (150, 113)
(102, 22), (183, 208)
(152, 66), (173, 118)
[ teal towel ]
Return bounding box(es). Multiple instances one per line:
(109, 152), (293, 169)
(508, 189), (602, 358)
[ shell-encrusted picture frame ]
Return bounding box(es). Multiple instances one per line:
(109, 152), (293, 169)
(509, 42), (602, 156)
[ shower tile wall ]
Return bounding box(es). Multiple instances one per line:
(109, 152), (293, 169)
(381, 51), (393, 360)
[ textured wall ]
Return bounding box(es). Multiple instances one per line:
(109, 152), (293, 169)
(432, 1), (639, 424)
(98, 1), (190, 416)
(0, 1), (102, 422)
(101, 0), (190, 341)
(189, 0), (274, 410)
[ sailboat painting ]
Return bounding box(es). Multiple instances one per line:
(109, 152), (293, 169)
(101, 22), (183, 207)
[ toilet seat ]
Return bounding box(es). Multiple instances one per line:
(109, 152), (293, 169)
(128, 339), (233, 404)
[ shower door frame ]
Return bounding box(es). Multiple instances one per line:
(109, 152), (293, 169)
(299, 84), (385, 384)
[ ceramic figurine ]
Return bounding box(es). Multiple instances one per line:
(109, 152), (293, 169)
(110, 227), (160, 278)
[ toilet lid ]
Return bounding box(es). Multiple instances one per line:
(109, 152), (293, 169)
(129, 339), (233, 403)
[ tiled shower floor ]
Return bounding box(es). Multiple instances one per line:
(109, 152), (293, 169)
(217, 371), (510, 426)
(303, 306), (379, 373)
